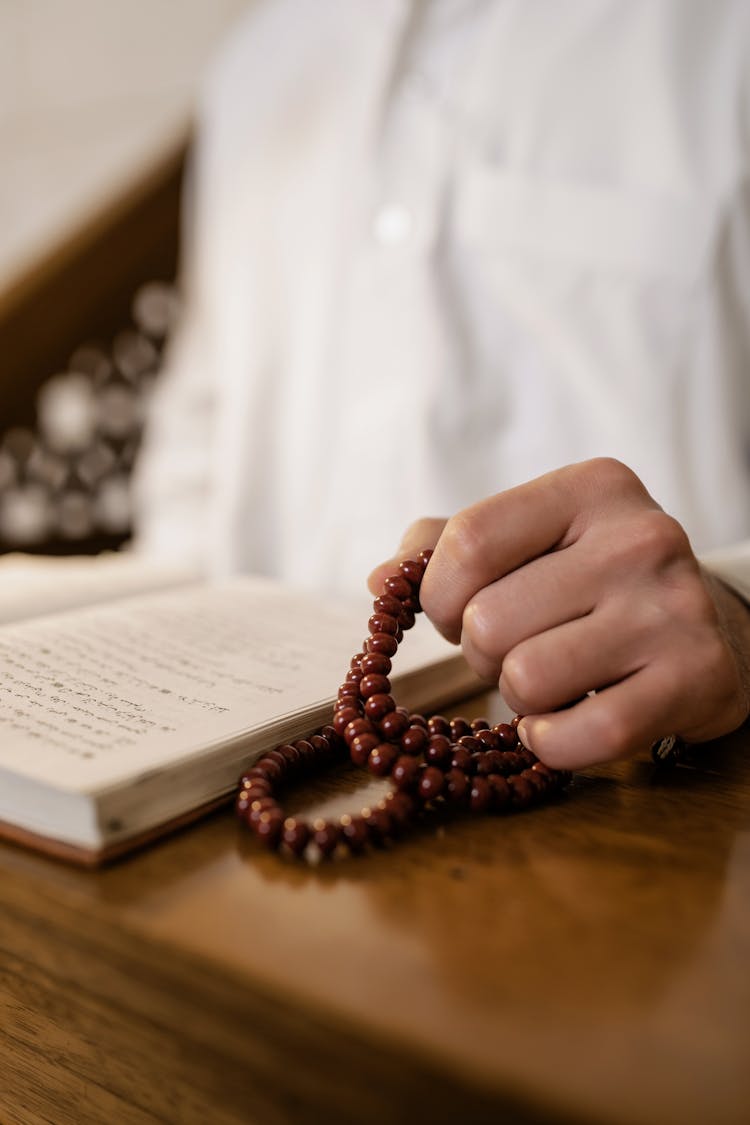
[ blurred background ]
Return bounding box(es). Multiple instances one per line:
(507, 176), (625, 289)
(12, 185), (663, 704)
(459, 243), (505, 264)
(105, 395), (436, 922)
(0, 0), (251, 555)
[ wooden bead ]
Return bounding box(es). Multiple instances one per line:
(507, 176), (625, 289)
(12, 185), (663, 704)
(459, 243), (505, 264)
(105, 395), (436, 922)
(360, 652), (391, 676)
(383, 575), (412, 600)
(401, 725), (429, 755)
(425, 735), (452, 768)
(282, 818), (310, 856)
(495, 722), (518, 748)
(418, 766), (444, 802)
(392, 755), (420, 790)
(368, 743), (399, 776)
(313, 819), (341, 857)
(364, 693), (396, 722)
(469, 777), (492, 813)
(378, 709), (410, 741)
(457, 734), (483, 754)
(450, 747), (473, 773)
(488, 774), (511, 810)
(340, 814), (368, 851)
(444, 768), (469, 804)
(508, 775), (535, 807)
(368, 613), (399, 636)
(398, 558), (423, 586)
(373, 594), (403, 617)
(386, 791), (416, 827)
(350, 732), (380, 766)
(427, 715), (451, 737)
(450, 718), (473, 740)
(255, 810), (283, 848)
(333, 706), (360, 735)
(359, 673), (391, 699)
(344, 718), (373, 745)
(476, 729), (500, 750)
(366, 633), (398, 657)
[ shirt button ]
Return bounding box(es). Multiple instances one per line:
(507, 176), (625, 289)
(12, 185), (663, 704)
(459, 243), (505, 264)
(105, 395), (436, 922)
(372, 204), (414, 245)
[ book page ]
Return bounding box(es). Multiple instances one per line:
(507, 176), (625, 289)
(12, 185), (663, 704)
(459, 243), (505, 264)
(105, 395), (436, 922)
(0, 575), (458, 796)
(0, 551), (199, 624)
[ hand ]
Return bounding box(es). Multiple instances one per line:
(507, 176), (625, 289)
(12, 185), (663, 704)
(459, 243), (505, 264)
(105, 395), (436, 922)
(369, 458), (750, 769)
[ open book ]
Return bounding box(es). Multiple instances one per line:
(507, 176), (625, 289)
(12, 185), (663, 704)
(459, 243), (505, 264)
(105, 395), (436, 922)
(0, 555), (482, 865)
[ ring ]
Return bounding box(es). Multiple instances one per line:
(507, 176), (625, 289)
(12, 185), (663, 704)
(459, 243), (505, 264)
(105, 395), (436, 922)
(650, 734), (687, 765)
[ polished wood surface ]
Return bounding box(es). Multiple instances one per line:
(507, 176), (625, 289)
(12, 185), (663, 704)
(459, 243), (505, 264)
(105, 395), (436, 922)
(0, 693), (748, 1124)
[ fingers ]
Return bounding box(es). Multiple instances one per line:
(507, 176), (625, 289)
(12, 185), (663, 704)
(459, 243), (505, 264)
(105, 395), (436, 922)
(420, 459), (657, 643)
(517, 638), (742, 770)
(367, 517), (446, 595)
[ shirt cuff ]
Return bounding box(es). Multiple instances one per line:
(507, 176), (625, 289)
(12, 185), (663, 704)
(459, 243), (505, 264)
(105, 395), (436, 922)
(700, 540), (750, 604)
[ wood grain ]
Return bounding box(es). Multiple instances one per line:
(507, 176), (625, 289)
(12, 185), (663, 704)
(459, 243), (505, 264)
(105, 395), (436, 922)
(0, 692), (748, 1125)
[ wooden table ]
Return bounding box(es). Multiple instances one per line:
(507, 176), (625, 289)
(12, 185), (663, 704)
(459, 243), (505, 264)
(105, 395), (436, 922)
(1, 694), (748, 1125)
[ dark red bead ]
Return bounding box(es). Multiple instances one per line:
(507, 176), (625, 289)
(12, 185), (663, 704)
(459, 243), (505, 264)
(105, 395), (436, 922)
(383, 575), (412, 600)
(398, 605), (416, 630)
(476, 749), (505, 776)
(469, 777), (492, 813)
(247, 796), (278, 826)
(418, 766), (445, 801)
(340, 815), (368, 851)
(425, 734), (452, 768)
(471, 717), (490, 732)
(368, 743), (398, 776)
(344, 718), (372, 745)
(386, 790), (416, 827)
(457, 734), (483, 754)
(313, 819), (341, 856)
(360, 651), (391, 676)
(350, 732), (379, 766)
(350, 652), (366, 669)
(399, 558), (423, 586)
(488, 774), (511, 810)
(392, 755), (420, 790)
(373, 594), (403, 617)
(401, 725), (429, 755)
(359, 673), (391, 699)
(417, 548), (433, 568)
(379, 709), (410, 741)
(366, 633), (399, 657)
(236, 791), (254, 816)
(239, 773), (272, 793)
(444, 768), (469, 803)
(345, 668), (363, 685)
(450, 746), (473, 773)
(495, 723), (518, 748)
(409, 713), (429, 729)
(508, 775), (535, 806)
(427, 715), (451, 737)
(511, 715), (522, 729)
(450, 718), (473, 740)
(476, 729), (500, 750)
(255, 811), (283, 847)
(364, 805), (393, 842)
(368, 613), (399, 636)
(254, 757), (284, 783)
(522, 767), (547, 793)
(364, 693), (396, 722)
(282, 818), (310, 856)
(333, 706), (361, 735)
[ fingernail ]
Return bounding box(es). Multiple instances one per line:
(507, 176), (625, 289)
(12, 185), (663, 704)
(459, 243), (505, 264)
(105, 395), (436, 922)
(517, 718), (533, 752)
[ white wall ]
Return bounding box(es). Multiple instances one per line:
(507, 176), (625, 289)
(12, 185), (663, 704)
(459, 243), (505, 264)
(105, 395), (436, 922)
(0, 0), (252, 296)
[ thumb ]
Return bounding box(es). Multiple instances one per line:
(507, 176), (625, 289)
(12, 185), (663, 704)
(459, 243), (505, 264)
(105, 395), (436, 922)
(367, 517), (447, 595)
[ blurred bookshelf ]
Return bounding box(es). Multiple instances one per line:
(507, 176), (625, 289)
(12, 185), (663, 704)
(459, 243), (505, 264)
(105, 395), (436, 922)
(0, 1), (251, 555)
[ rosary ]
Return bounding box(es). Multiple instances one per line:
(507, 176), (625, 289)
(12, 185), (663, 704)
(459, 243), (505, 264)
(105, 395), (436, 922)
(236, 551), (573, 859)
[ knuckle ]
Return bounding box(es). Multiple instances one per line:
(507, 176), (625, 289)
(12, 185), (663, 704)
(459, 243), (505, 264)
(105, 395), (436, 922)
(500, 647), (537, 712)
(441, 508), (489, 571)
(578, 456), (643, 499)
(590, 703), (633, 759)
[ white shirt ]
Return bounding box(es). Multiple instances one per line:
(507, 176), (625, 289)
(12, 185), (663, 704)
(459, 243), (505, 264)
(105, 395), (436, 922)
(133, 0), (750, 600)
